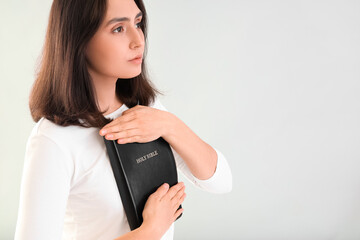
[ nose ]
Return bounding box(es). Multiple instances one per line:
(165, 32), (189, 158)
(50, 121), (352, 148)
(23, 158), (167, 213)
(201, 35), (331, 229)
(129, 26), (144, 49)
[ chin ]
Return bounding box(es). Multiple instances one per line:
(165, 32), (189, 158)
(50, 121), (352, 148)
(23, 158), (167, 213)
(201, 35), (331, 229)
(119, 71), (142, 79)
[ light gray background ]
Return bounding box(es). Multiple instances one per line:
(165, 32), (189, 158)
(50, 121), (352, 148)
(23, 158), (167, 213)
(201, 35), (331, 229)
(1, 0), (360, 239)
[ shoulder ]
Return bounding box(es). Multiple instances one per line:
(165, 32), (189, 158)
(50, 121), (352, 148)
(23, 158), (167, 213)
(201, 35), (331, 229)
(24, 118), (76, 187)
(32, 117), (82, 140)
(28, 117), (98, 153)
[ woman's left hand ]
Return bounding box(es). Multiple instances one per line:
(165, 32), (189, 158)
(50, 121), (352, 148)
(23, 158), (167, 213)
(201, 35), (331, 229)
(99, 105), (173, 144)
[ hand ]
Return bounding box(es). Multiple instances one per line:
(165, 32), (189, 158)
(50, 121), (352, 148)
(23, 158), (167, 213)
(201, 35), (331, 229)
(99, 105), (172, 144)
(141, 182), (186, 238)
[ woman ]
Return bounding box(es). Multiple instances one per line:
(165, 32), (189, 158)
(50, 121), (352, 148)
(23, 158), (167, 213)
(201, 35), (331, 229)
(14, 0), (232, 239)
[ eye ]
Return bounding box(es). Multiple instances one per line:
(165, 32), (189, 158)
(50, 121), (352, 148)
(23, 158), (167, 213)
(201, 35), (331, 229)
(113, 26), (124, 33)
(113, 21), (143, 32)
(113, 20), (143, 33)
(135, 20), (143, 29)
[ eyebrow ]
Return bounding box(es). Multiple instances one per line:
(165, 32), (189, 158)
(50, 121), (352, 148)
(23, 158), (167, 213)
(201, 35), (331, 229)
(105, 11), (143, 27)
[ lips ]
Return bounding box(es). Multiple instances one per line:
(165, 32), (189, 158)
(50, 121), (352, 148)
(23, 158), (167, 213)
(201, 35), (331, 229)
(129, 54), (143, 61)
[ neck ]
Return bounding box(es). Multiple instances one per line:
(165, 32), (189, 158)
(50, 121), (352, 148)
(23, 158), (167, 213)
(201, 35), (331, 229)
(90, 71), (123, 116)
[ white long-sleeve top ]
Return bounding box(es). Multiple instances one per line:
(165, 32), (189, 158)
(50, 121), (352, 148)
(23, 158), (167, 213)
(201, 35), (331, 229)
(14, 97), (232, 240)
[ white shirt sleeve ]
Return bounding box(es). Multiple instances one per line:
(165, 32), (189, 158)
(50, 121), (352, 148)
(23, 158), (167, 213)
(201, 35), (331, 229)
(152, 97), (233, 194)
(14, 134), (74, 240)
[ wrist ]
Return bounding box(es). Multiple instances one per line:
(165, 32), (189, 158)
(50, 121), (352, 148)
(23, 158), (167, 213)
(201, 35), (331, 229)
(139, 222), (163, 240)
(161, 111), (179, 141)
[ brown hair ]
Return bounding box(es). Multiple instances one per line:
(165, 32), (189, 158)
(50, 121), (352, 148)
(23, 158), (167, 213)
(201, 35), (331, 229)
(29, 0), (163, 128)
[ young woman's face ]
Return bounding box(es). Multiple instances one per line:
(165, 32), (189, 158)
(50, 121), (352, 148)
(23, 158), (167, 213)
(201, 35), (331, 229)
(85, 0), (144, 80)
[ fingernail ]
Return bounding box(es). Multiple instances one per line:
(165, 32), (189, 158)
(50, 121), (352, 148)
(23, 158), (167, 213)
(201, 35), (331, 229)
(101, 129), (107, 135)
(163, 183), (169, 188)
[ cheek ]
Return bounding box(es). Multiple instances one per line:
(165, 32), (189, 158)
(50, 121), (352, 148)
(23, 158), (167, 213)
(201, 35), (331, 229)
(86, 35), (127, 75)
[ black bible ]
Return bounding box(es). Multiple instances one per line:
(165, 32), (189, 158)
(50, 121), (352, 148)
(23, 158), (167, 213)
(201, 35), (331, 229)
(103, 136), (183, 230)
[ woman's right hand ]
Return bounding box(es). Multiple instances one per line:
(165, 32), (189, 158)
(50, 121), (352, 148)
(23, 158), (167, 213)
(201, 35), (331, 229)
(141, 182), (186, 238)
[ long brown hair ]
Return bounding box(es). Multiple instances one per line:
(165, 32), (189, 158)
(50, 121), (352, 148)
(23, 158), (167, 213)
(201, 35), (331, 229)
(29, 0), (163, 128)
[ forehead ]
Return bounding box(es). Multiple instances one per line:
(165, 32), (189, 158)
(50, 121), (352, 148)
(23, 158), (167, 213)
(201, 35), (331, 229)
(105, 0), (140, 19)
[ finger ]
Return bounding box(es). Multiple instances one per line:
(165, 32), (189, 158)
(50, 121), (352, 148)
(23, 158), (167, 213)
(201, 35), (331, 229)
(150, 183), (169, 199)
(102, 117), (122, 130)
(163, 182), (185, 200)
(116, 135), (141, 144)
(173, 208), (184, 222)
(103, 120), (138, 137)
(100, 115), (136, 134)
(177, 192), (186, 205)
(105, 128), (139, 141)
(172, 189), (186, 208)
(102, 115), (134, 131)
(171, 186), (185, 201)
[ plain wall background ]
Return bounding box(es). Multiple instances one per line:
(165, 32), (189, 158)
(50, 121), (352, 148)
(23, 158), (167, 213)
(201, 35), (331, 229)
(1, 0), (360, 239)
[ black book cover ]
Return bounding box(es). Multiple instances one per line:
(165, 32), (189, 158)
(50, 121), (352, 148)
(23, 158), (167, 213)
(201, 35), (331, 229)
(103, 136), (183, 230)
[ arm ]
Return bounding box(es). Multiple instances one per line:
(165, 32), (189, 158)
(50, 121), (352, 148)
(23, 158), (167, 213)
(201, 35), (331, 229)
(164, 113), (218, 180)
(14, 134), (74, 240)
(16, 134), (167, 240)
(153, 98), (233, 194)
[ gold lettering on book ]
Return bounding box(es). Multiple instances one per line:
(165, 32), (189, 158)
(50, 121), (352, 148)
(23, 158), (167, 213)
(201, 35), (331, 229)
(136, 150), (158, 164)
